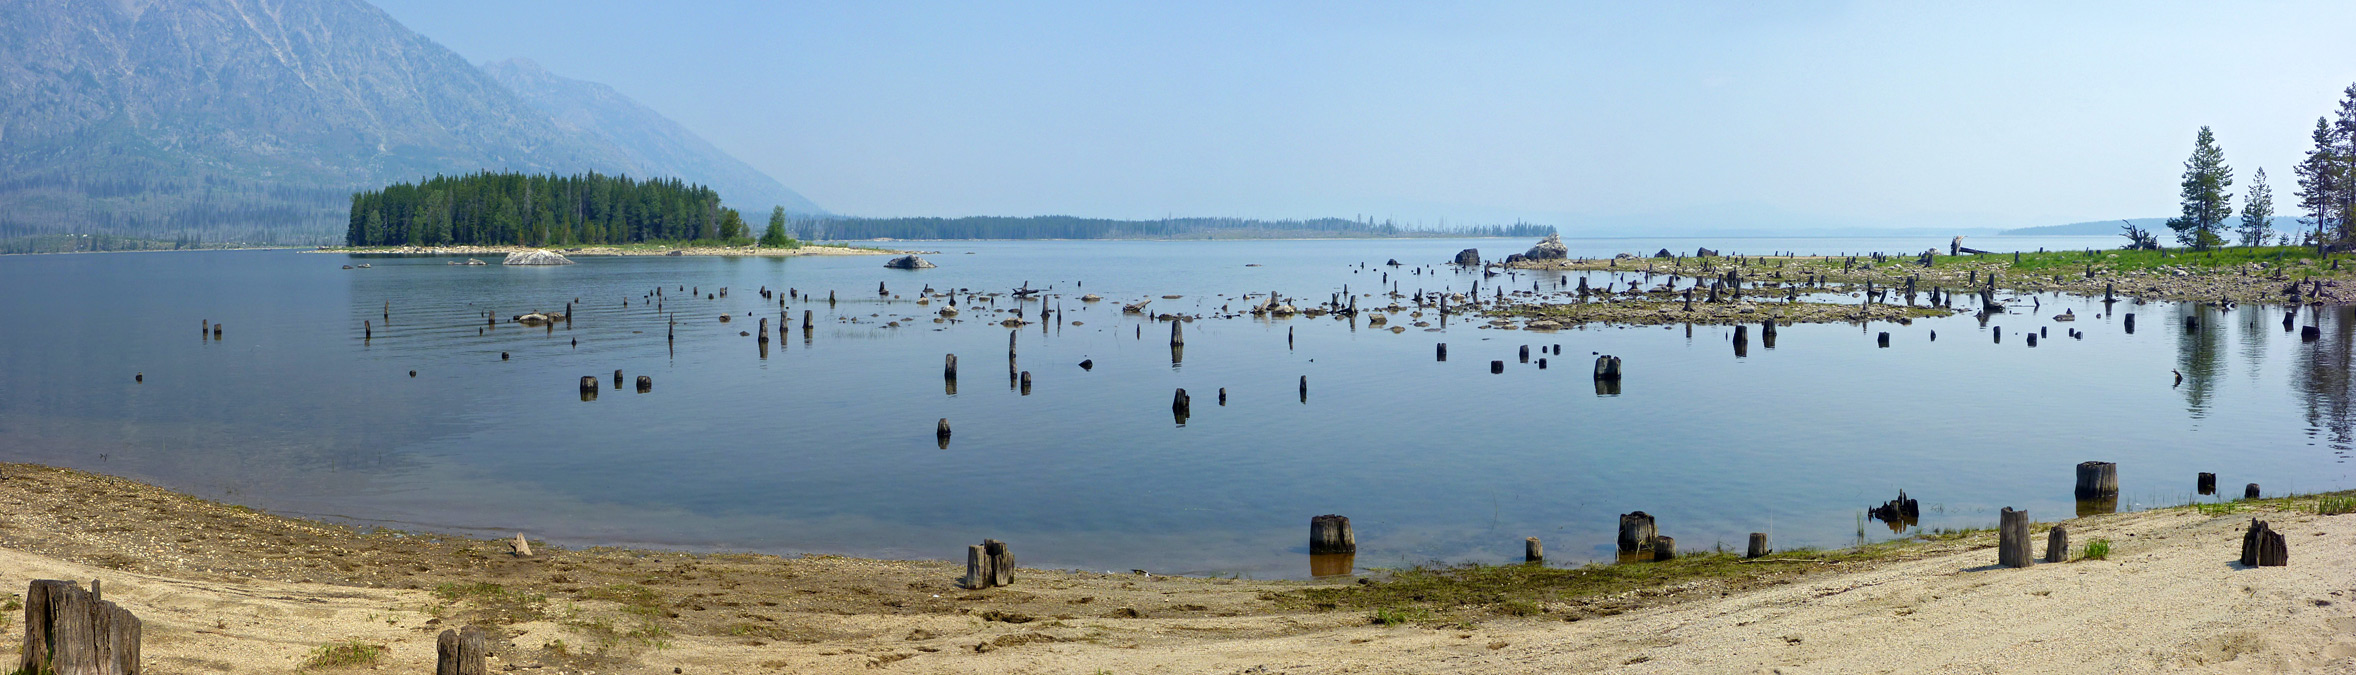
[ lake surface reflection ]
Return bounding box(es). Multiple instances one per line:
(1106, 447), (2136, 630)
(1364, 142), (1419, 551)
(0, 235), (2347, 578)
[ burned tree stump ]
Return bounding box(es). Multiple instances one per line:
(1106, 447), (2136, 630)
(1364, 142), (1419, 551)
(2046, 525), (2069, 563)
(1310, 515), (1355, 554)
(2241, 519), (2288, 567)
(436, 626), (489, 675)
(1747, 533), (1770, 559)
(1616, 511), (1656, 554)
(2074, 461), (2118, 499)
(1998, 507), (2033, 568)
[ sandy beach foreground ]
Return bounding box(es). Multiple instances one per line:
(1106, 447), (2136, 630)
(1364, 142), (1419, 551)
(1, 463), (2351, 673)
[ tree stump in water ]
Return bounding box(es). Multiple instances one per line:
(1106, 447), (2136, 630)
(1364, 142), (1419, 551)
(2303, 325), (2321, 342)
(22, 579), (142, 675)
(1436, 343), (1447, 361)
(1998, 507), (2033, 568)
(986, 539), (1015, 587)
(1518, 345), (1529, 363)
(2241, 519), (2288, 567)
(2045, 526), (2069, 563)
(2245, 483), (2262, 500)
(1310, 515), (1355, 554)
(1593, 355), (1622, 381)
(1490, 360), (1504, 374)
(613, 369), (623, 390)
(1747, 533), (1770, 559)
(2074, 461), (2118, 499)
(1651, 536), (1676, 561)
(944, 354), (958, 381)
(1877, 332), (1890, 348)
(2197, 472), (2217, 496)
(1616, 511), (1657, 554)
(1170, 320), (1183, 347)
(2124, 313), (2136, 333)
(1525, 537), (1543, 563)
(436, 626), (490, 675)
(635, 375), (652, 393)
(2026, 333), (2037, 347)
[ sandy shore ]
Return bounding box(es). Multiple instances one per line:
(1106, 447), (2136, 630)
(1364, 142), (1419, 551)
(313, 244), (905, 257)
(2, 463), (2350, 673)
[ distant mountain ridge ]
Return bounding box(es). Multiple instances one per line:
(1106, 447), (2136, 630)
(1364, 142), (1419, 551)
(481, 58), (823, 216)
(0, 0), (818, 244)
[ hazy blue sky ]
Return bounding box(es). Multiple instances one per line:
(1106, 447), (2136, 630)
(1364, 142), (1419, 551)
(374, 0), (2356, 231)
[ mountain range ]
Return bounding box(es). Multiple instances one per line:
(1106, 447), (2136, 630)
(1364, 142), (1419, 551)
(0, 0), (819, 245)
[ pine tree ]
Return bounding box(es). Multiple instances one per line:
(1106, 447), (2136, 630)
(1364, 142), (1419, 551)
(2165, 126), (2234, 250)
(759, 205), (794, 247)
(2294, 116), (2343, 253)
(2238, 167), (2274, 247)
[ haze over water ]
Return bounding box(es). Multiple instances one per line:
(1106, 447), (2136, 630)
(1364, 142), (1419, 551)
(2, 235), (2348, 578)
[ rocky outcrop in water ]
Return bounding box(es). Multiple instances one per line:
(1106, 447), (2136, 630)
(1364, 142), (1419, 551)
(502, 250), (575, 266)
(1453, 249), (1481, 266)
(884, 255), (936, 269)
(1523, 234), (1568, 260)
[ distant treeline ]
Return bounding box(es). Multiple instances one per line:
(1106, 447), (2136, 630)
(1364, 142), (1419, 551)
(347, 172), (748, 246)
(0, 169), (345, 246)
(0, 233), (257, 255)
(785, 215), (1554, 241)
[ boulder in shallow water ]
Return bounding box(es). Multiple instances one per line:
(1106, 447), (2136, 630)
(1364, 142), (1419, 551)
(1523, 233), (1568, 260)
(1453, 249), (1481, 266)
(884, 255), (937, 269)
(1653, 249), (1673, 258)
(502, 249), (575, 266)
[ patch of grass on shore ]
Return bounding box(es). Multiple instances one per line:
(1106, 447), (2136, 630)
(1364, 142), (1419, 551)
(299, 641), (385, 670)
(1283, 543), (1920, 626)
(563, 584), (672, 652)
(2081, 539), (2112, 561)
(1950, 245), (2332, 276)
(430, 582), (547, 625)
(2317, 495), (2356, 516)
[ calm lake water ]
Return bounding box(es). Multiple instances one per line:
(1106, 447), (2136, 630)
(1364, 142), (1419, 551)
(2, 235), (2349, 578)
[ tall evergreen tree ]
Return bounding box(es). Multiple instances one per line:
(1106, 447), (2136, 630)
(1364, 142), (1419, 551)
(2294, 116), (2343, 252)
(2238, 167), (2274, 247)
(2165, 126), (2234, 250)
(759, 205), (794, 247)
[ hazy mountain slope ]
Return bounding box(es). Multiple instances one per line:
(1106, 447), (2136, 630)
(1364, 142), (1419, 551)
(0, 0), (819, 243)
(483, 58), (823, 215)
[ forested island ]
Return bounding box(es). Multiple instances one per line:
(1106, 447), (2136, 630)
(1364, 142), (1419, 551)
(345, 172), (790, 247)
(783, 215), (1552, 241)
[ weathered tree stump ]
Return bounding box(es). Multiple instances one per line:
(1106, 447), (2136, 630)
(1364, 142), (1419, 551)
(2026, 333), (2037, 347)
(1518, 345), (1529, 363)
(22, 579), (141, 675)
(965, 545), (989, 588)
(1170, 320), (1183, 347)
(2124, 313), (2136, 333)
(1593, 355), (1622, 381)
(2074, 461), (2118, 499)
(2197, 472), (2216, 495)
(1299, 375), (1308, 401)
(1652, 535), (1676, 561)
(1998, 507), (2032, 568)
(1436, 343), (1448, 361)
(1616, 511), (1656, 554)
(2303, 325), (2321, 341)
(1877, 331), (1890, 348)
(1525, 537), (1543, 563)
(2045, 525), (2068, 563)
(1490, 360), (1504, 374)
(986, 539), (1015, 587)
(1537, 357), (1547, 369)
(2245, 483), (2262, 500)
(613, 369), (623, 389)
(436, 626), (489, 675)
(635, 375), (652, 393)
(1309, 515), (1355, 554)
(2241, 519), (2288, 567)
(1172, 388), (1190, 416)
(1747, 533), (1770, 559)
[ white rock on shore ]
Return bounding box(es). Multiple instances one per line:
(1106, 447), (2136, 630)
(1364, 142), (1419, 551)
(502, 250), (575, 266)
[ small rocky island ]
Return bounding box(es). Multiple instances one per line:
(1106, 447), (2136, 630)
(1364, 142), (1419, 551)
(502, 250), (575, 266)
